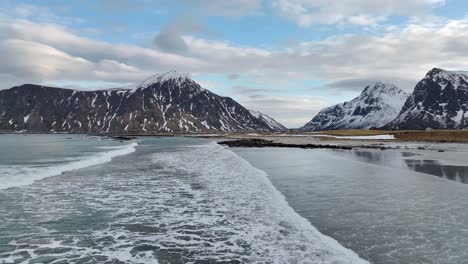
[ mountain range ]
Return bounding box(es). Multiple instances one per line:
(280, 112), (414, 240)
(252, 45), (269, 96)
(2, 67), (468, 134)
(0, 71), (284, 133)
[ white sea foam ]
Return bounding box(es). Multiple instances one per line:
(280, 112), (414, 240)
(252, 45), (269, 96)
(0, 140), (367, 263)
(148, 142), (368, 263)
(0, 142), (138, 190)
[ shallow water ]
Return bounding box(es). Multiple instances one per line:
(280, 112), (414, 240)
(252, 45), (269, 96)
(0, 136), (365, 264)
(346, 149), (468, 184)
(235, 147), (468, 264)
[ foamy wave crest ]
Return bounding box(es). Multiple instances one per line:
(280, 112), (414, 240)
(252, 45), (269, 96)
(148, 142), (368, 263)
(0, 142), (138, 190)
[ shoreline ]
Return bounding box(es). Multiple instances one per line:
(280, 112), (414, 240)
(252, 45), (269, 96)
(4, 130), (468, 146)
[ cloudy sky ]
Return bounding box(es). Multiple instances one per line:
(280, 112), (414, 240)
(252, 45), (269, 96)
(1, 0), (467, 127)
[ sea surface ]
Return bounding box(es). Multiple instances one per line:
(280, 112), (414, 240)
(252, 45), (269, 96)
(0, 135), (365, 264)
(235, 147), (468, 264)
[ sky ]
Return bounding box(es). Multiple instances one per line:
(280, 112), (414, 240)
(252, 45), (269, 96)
(1, 0), (468, 127)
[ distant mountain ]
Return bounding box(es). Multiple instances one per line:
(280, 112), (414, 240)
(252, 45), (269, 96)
(300, 82), (409, 131)
(249, 110), (287, 131)
(385, 68), (468, 130)
(0, 71), (280, 133)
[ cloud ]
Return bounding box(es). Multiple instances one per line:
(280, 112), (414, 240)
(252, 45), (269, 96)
(233, 86), (270, 94)
(271, 0), (446, 26)
(4, 14), (468, 91)
(92, 0), (261, 17)
(230, 84), (329, 127)
(240, 95), (330, 128)
(152, 17), (206, 54)
(94, 0), (156, 12)
(323, 77), (416, 93)
(5, 3), (84, 25)
(177, 0), (262, 17)
(228, 73), (241, 80)
(0, 39), (92, 82)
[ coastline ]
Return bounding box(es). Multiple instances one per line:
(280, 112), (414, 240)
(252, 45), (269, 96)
(4, 130), (468, 151)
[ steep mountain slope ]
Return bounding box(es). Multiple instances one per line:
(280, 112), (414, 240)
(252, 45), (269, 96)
(0, 71), (278, 133)
(386, 68), (468, 130)
(249, 110), (287, 131)
(300, 82), (409, 131)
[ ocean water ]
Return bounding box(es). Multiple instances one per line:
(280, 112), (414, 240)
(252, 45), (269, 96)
(0, 135), (366, 264)
(235, 147), (468, 264)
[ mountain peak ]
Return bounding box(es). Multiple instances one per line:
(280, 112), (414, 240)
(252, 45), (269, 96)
(361, 82), (401, 98)
(424, 68), (468, 89)
(426, 67), (445, 76)
(300, 82), (408, 131)
(127, 70), (193, 90)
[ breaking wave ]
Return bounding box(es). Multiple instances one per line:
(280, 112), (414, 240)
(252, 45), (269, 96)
(0, 142), (138, 190)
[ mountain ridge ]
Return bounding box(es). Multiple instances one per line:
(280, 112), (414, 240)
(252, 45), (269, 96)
(0, 71), (285, 133)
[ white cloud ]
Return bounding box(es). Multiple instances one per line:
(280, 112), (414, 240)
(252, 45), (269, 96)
(3, 15), (468, 91)
(271, 0), (446, 26)
(239, 95), (330, 128)
(179, 0), (262, 17)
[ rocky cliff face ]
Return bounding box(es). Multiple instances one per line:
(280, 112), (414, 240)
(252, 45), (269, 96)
(0, 71), (282, 133)
(386, 68), (468, 130)
(300, 82), (409, 131)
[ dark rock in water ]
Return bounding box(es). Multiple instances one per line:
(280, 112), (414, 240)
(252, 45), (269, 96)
(218, 138), (354, 150)
(219, 138), (274, 147)
(0, 71), (284, 134)
(110, 136), (136, 141)
(386, 68), (468, 130)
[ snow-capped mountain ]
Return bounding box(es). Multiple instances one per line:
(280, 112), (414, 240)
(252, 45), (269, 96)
(0, 71), (280, 133)
(300, 82), (409, 131)
(249, 110), (287, 131)
(386, 68), (468, 130)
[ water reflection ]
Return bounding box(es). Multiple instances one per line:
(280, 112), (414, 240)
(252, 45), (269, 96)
(236, 148), (468, 264)
(350, 150), (468, 184)
(405, 159), (468, 184)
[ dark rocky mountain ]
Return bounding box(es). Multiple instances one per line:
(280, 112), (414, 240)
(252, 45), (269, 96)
(0, 71), (284, 133)
(249, 110), (287, 131)
(300, 82), (409, 131)
(386, 68), (468, 130)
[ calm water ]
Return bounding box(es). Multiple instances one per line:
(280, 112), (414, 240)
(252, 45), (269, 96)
(235, 147), (468, 264)
(0, 135), (365, 264)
